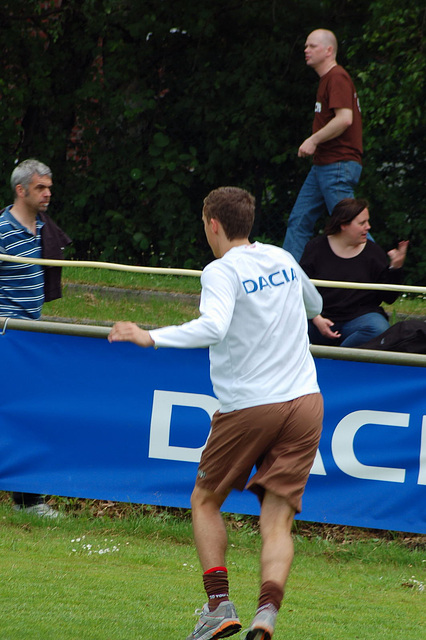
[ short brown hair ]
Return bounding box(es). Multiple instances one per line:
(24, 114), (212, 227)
(203, 187), (255, 240)
(325, 198), (369, 235)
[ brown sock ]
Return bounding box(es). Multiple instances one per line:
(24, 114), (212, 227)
(257, 580), (284, 612)
(203, 567), (229, 611)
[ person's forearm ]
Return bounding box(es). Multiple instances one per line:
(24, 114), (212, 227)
(311, 108), (353, 145)
(150, 311), (228, 349)
(298, 108), (353, 157)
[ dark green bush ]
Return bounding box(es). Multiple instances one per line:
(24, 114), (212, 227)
(0, 1), (424, 283)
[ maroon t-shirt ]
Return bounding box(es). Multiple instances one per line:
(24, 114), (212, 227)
(313, 65), (363, 166)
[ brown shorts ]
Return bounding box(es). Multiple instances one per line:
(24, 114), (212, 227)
(195, 393), (323, 513)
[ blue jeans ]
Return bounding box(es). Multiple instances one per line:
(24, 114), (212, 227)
(283, 161), (363, 262)
(308, 312), (390, 348)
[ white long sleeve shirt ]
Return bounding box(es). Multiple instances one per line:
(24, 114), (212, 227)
(151, 242), (322, 412)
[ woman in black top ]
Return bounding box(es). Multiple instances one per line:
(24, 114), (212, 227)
(300, 198), (409, 347)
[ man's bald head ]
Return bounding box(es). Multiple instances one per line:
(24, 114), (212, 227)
(310, 29), (338, 55)
(304, 29), (338, 75)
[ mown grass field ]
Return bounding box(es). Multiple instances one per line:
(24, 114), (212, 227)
(42, 265), (425, 327)
(0, 497), (424, 640)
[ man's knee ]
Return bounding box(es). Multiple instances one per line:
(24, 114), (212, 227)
(260, 490), (296, 531)
(191, 485), (228, 511)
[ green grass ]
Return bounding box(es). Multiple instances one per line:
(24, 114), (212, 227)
(41, 265), (425, 327)
(60, 266), (202, 295)
(383, 293), (426, 319)
(0, 497), (424, 640)
(43, 285), (200, 326)
(42, 267), (201, 325)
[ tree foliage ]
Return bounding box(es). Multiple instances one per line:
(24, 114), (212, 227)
(348, 1), (426, 284)
(0, 0), (424, 283)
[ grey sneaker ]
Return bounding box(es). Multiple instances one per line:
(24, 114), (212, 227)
(244, 604), (277, 640)
(13, 502), (61, 518)
(186, 600), (241, 640)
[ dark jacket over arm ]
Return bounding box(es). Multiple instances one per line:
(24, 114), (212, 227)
(40, 212), (72, 302)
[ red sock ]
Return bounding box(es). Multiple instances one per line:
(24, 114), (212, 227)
(203, 567), (229, 611)
(257, 580), (284, 612)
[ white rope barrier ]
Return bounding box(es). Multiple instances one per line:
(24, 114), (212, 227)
(0, 254), (203, 278)
(0, 253), (425, 294)
(0, 253), (424, 366)
(312, 279), (426, 294)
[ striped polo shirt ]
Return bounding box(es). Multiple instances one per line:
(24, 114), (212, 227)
(0, 206), (45, 319)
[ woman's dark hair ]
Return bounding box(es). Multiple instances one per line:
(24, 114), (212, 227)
(325, 198), (369, 236)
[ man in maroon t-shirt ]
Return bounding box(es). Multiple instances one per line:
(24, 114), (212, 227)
(283, 29), (364, 261)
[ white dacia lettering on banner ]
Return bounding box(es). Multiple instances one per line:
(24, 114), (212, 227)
(148, 390), (218, 462)
(418, 415), (426, 485)
(320, 409), (425, 484)
(148, 392), (426, 485)
(331, 410), (409, 482)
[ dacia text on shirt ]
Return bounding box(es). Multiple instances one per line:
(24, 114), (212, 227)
(242, 268), (298, 294)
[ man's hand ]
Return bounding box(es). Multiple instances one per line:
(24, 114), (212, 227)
(312, 314), (341, 339)
(298, 136), (317, 158)
(298, 108), (353, 158)
(387, 240), (409, 270)
(108, 321), (155, 347)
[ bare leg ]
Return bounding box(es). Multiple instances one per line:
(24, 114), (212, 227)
(259, 490), (295, 588)
(191, 485), (229, 571)
(187, 486), (241, 637)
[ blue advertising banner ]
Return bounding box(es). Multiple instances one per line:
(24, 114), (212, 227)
(0, 329), (425, 533)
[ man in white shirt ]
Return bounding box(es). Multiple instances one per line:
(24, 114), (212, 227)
(109, 187), (323, 640)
